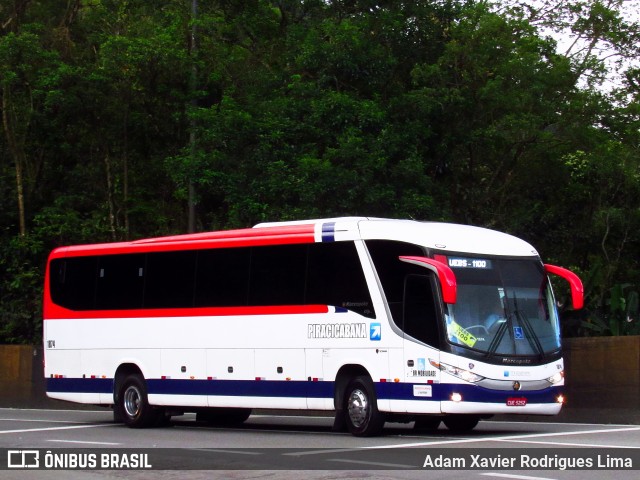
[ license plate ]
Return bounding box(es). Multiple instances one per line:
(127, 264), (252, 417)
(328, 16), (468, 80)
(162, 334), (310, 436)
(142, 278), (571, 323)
(506, 397), (527, 407)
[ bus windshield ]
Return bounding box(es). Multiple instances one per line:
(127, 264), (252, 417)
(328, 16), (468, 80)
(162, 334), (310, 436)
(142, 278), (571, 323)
(441, 256), (561, 358)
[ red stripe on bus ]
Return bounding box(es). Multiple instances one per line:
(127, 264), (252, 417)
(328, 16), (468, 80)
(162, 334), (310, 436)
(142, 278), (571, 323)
(47, 225), (317, 259)
(43, 304), (330, 320)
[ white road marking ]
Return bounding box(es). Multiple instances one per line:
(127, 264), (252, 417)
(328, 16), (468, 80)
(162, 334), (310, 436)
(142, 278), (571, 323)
(189, 448), (262, 456)
(48, 439), (121, 446)
(492, 438), (640, 449)
(479, 474), (558, 480)
(328, 458), (414, 469)
(0, 423), (116, 435)
(2, 409), (640, 455)
(288, 424), (640, 458)
(485, 419), (634, 428)
(284, 447), (363, 457)
(0, 408), (108, 413)
(0, 418), (95, 424)
(361, 425), (640, 449)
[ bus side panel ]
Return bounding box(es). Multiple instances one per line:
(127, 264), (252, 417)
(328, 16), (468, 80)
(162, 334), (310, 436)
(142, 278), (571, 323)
(45, 349), (90, 402)
(321, 347), (391, 411)
(45, 310), (403, 411)
(401, 340), (442, 414)
(255, 349), (305, 383)
(206, 349), (254, 381)
(305, 348), (329, 409)
(354, 240), (444, 415)
(148, 348), (209, 408)
(255, 348), (306, 409)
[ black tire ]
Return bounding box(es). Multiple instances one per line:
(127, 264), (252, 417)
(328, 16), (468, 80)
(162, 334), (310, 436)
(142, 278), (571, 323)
(413, 416), (441, 431)
(443, 415), (479, 432)
(196, 408), (252, 426)
(343, 376), (385, 437)
(115, 374), (160, 428)
(154, 411), (172, 427)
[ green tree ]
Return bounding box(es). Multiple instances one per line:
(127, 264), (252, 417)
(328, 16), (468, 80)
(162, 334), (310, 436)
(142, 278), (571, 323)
(2, 1), (640, 342)
(498, 0), (640, 90)
(1, 29), (61, 236)
(408, 3), (577, 227)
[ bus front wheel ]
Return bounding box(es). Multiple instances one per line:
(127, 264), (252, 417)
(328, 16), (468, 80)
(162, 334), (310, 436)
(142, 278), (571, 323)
(116, 374), (159, 428)
(343, 376), (385, 437)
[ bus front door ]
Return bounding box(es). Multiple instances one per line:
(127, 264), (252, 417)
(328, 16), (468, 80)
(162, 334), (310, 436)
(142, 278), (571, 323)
(402, 274), (442, 415)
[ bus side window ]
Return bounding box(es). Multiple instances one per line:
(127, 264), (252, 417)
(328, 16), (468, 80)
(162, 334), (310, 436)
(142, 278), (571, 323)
(306, 242), (375, 318)
(403, 274), (440, 347)
(195, 248), (251, 307)
(144, 251), (197, 308)
(365, 240), (425, 327)
(50, 257), (98, 310)
(248, 244), (307, 306)
(95, 254), (146, 310)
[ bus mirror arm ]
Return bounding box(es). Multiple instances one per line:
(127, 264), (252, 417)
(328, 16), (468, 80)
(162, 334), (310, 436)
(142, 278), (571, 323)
(544, 264), (584, 310)
(399, 256), (457, 304)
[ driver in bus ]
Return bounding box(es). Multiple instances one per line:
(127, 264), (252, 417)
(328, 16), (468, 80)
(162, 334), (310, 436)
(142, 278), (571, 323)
(484, 297), (506, 331)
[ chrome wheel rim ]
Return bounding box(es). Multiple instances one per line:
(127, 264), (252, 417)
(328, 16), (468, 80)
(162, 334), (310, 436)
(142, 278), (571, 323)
(123, 385), (142, 418)
(347, 388), (369, 428)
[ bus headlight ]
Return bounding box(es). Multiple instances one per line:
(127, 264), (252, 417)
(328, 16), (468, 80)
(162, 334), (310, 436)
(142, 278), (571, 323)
(451, 392), (463, 402)
(429, 359), (485, 383)
(546, 371), (564, 385)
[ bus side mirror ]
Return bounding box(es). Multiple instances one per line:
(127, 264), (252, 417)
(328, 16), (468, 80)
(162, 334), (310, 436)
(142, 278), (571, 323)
(399, 256), (457, 304)
(544, 264), (584, 310)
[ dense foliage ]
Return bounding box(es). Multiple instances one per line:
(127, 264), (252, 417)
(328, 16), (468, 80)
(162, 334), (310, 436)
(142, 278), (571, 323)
(2, 0), (640, 343)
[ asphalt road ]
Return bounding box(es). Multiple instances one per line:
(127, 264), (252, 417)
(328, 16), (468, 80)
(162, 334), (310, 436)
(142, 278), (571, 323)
(1, 407), (640, 479)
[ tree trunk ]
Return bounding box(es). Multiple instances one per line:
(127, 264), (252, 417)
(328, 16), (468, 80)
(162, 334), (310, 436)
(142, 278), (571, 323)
(122, 107), (130, 239)
(104, 153), (117, 241)
(2, 84), (27, 237)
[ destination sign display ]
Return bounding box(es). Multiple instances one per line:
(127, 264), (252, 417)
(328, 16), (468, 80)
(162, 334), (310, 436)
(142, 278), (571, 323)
(447, 257), (493, 269)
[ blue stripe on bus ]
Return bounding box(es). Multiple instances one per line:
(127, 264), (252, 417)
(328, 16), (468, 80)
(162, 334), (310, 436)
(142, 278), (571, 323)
(147, 379), (334, 398)
(321, 222), (335, 242)
(47, 377), (561, 404)
(375, 382), (562, 404)
(47, 377), (113, 394)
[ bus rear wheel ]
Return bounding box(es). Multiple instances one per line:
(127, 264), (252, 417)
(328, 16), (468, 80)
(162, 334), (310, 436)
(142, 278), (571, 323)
(116, 374), (159, 428)
(343, 376), (385, 437)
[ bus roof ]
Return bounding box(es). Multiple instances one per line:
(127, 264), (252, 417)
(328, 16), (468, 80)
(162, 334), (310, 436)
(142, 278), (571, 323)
(48, 217), (538, 259)
(257, 218), (539, 257)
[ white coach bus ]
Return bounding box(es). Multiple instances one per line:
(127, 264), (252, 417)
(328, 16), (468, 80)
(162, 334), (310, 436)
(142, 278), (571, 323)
(43, 217), (583, 436)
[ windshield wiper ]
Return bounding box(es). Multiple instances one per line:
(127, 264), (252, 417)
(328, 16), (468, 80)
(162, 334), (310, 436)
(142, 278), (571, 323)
(512, 293), (545, 359)
(485, 318), (508, 360)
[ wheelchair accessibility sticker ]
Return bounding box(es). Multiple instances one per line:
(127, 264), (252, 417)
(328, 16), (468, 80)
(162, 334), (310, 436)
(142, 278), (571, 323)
(513, 326), (524, 340)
